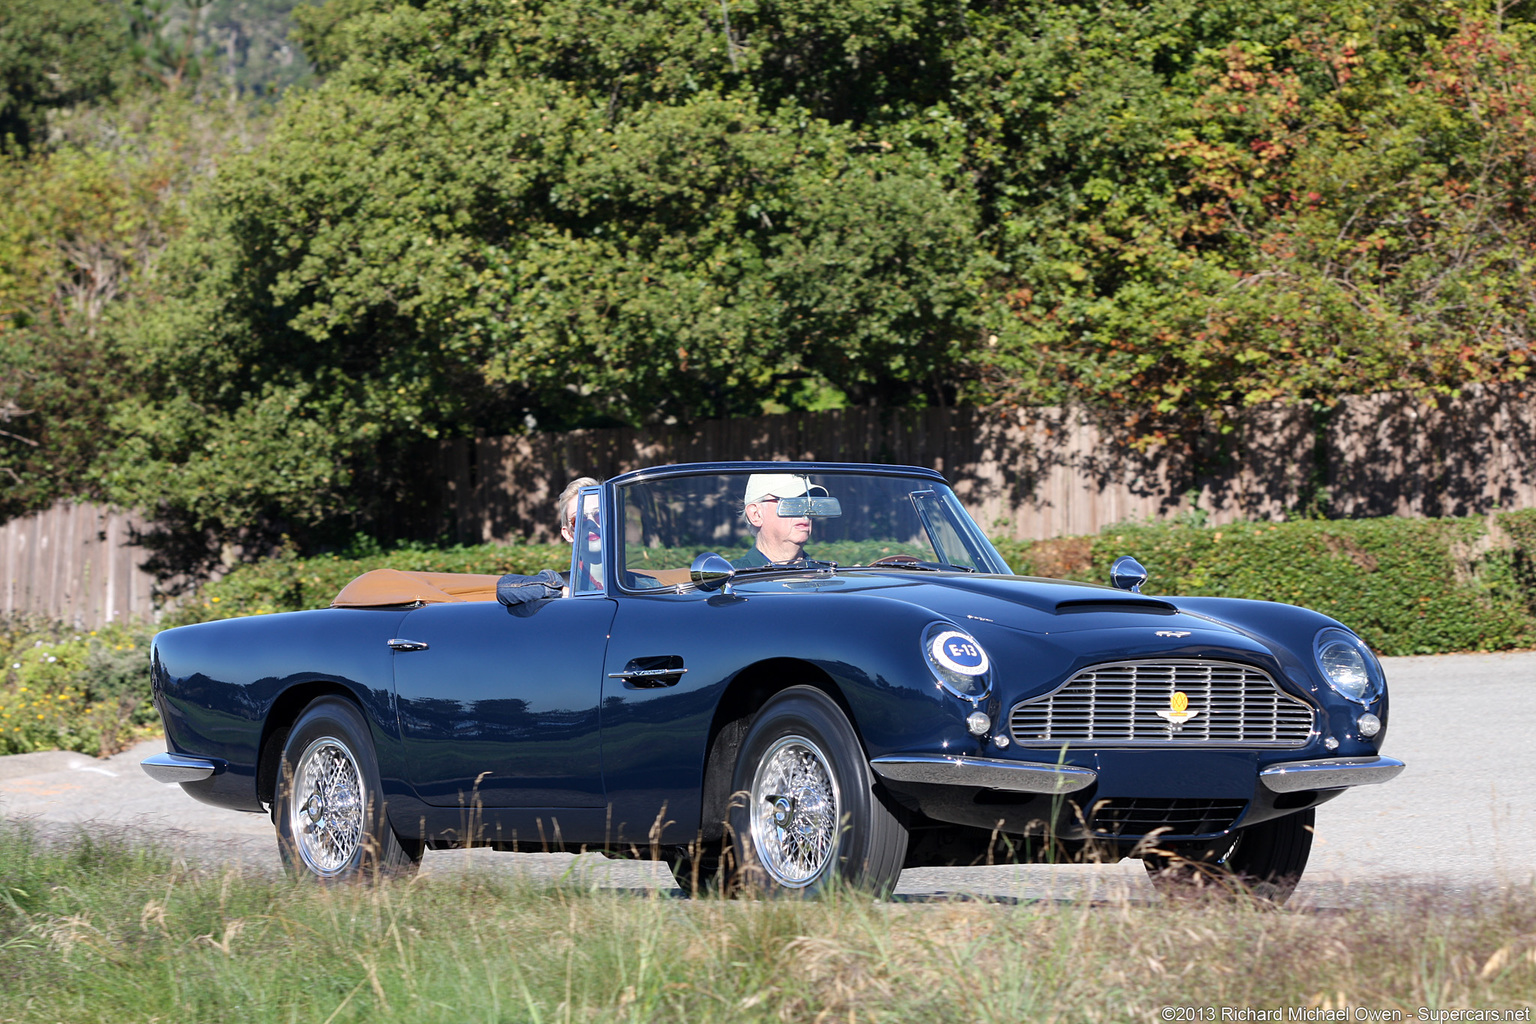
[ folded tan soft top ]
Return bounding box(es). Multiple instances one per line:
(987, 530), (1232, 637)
(331, 568), (503, 608)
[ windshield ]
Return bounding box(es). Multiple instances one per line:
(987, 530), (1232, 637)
(615, 469), (1011, 590)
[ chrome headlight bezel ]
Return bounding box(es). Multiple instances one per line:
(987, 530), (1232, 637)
(1313, 627), (1384, 705)
(922, 622), (992, 702)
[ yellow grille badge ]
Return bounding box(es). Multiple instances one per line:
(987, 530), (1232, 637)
(1155, 690), (1201, 727)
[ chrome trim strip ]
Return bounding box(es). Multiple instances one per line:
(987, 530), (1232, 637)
(606, 668), (689, 679)
(140, 752), (223, 784)
(1259, 755), (1406, 793)
(870, 754), (1097, 794)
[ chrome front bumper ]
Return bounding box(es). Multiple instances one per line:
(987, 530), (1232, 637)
(141, 752), (224, 784)
(869, 754), (1097, 794)
(1259, 755), (1406, 793)
(870, 752), (1405, 797)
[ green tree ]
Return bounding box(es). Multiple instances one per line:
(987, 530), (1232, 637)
(0, 0), (133, 151)
(82, 0), (1536, 554)
(106, 0), (981, 544)
(962, 0), (1534, 438)
(0, 93), (269, 520)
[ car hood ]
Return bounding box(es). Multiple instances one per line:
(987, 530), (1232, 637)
(729, 570), (1245, 639)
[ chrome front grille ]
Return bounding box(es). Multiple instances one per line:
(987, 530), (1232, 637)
(1009, 659), (1314, 748)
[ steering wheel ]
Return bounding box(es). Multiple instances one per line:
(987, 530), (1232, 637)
(869, 554), (921, 566)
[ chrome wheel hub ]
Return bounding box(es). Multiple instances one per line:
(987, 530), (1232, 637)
(750, 735), (841, 887)
(288, 736), (364, 877)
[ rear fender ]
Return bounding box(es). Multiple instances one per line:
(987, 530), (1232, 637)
(150, 608), (408, 812)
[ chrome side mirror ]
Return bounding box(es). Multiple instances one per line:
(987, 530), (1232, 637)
(690, 552), (737, 593)
(1110, 555), (1148, 594)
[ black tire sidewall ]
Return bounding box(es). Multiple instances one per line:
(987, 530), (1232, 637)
(727, 686), (892, 894)
(275, 697), (398, 881)
(1145, 806), (1315, 904)
(1224, 806), (1314, 899)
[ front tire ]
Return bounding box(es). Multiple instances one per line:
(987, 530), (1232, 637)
(726, 686), (907, 896)
(1143, 807), (1314, 904)
(275, 697), (422, 881)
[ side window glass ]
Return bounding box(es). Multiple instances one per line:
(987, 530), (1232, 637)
(571, 488), (604, 593)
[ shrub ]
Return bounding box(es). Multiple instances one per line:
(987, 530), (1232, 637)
(1002, 513), (1536, 657)
(0, 619), (157, 756)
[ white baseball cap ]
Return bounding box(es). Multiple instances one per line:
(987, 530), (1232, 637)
(743, 473), (828, 505)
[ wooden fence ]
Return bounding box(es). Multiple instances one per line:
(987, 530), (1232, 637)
(3, 383), (1533, 625)
(0, 502), (156, 628)
(422, 383), (1536, 545)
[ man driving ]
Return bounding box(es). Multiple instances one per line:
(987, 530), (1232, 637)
(733, 472), (830, 568)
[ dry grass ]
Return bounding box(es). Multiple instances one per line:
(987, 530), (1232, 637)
(2, 823), (1534, 1023)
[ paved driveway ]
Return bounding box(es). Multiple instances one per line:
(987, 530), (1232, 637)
(3, 650), (1531, 904)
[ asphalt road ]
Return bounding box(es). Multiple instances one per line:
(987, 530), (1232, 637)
(2, 650), (1531, 905)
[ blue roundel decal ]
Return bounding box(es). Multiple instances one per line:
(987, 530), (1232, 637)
(929, 630), (989, 676)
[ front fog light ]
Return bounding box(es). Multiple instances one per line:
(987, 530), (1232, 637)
(1358, 712), (1381, 738)
(966, 711), (992, 736)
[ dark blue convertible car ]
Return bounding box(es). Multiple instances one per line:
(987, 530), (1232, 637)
(143, 462), (1404, 901)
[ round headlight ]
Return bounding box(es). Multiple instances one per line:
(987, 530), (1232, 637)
(922, 623), (992, 700)
(1314, 628), (1382, 704)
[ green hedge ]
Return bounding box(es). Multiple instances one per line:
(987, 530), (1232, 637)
(9, 511), (1534, 756)
(173, 511), (1536, 657)
(1000, 509), (1536, 656)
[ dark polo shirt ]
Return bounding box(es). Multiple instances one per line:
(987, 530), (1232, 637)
(731, 545), (772, 569)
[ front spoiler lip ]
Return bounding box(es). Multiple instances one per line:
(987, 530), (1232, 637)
(869, 754), (1097, 794)
(1258, 755), (1406, 793)
(141, 752), (225, 784)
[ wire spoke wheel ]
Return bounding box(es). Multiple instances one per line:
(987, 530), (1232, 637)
(725, 686), (907, 897)
(749, 734), (842, 887)
(274, 698), (422, 882)
(289, 736), (365, 876)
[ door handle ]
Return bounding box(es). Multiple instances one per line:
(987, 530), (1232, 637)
(387, 638), (430, 652)
(608, 655), (687, 688)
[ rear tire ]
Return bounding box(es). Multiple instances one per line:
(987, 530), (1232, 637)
(725, 686), (907, 896)
(1143, 807), (1314, 905)
(274, 697), (422, 881)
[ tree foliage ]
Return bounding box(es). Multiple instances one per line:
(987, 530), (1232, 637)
(108, 0), (984, 543)
(0, 0), (300, 520)
(0, 93), (269, 520)
(962, 1), (1536, 436)
(0, 0), (133, 151)
(5, 0), (1536, 550)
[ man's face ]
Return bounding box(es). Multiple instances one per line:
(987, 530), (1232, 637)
(747, 496), (812, 558)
